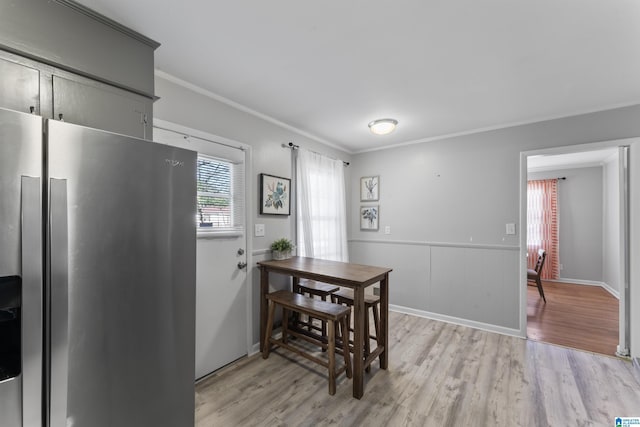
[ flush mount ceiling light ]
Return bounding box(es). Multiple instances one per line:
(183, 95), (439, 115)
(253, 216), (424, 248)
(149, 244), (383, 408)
(368, 118), (398, 135)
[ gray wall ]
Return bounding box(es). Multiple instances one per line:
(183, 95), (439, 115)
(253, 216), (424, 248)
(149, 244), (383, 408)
(528, 167), (603, 282)
(155, 73), (640, 357)
(603, 154), (621, 294)
(153, 75), (352, 346)
(348, 104), (640, 355)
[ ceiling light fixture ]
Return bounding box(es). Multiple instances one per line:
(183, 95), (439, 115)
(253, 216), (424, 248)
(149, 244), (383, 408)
(368, 118), (398, 135)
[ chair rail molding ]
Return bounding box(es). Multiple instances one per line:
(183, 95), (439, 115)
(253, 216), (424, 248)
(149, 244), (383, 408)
(348, 238), (519, 251)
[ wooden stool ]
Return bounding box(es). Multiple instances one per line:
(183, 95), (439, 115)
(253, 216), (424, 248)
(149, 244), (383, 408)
(294, 280), (340, 347)
(263, 290), (352, 395)
(331, 288), (380, 372)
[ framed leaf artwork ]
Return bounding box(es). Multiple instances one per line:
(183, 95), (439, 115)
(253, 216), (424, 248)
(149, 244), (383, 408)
(260, 173), (291, 215)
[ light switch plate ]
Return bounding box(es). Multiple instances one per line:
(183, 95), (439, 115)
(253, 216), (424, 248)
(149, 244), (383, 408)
(255, 224), (265, 237)
(506, 223), (516, 235)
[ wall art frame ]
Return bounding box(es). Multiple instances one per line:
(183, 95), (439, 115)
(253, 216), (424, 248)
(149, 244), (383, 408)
(360, 175), (379, 201)
(260, 173), (291, 215)
(360, 205), (379, 231)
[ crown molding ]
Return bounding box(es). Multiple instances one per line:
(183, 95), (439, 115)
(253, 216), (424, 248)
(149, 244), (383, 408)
(55, 0), (160, 48)
(154, 70), (352, 154)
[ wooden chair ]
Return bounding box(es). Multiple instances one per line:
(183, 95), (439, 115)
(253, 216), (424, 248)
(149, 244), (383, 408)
(527, 249), (547, 303)
(331, 288), (380, 372)
(263, 290), (352, 395)
(293, 280), (340, 347)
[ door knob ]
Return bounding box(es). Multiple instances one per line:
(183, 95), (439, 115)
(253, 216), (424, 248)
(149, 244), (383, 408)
(237, 261), (247, 270)
(237, 248), (245, 255)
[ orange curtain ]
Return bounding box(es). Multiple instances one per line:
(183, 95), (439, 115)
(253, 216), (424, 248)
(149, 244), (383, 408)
(527, 179), (559, 279)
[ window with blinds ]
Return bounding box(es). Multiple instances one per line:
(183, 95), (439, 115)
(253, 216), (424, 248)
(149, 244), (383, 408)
(197, 154), (244, 233)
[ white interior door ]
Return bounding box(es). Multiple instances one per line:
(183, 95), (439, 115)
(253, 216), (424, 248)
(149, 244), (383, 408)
(153, 124), (249, 380)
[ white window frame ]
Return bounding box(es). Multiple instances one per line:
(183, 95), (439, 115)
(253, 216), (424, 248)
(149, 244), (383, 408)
(196, 154), (240, 235)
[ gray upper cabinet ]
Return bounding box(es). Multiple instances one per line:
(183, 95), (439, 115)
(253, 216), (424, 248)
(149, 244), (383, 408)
(53, 76), (151, 139)
(0, 0), (158, 140)
(0, 57), (40, 114)
(0, 0), (158, 98)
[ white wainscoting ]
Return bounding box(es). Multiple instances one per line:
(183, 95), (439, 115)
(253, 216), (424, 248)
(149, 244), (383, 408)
(349, 239), (521, 336)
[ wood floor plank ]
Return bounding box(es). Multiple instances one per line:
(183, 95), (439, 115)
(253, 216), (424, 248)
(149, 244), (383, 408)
(527, 281), (619, 355)
(195, 312), (640, 426)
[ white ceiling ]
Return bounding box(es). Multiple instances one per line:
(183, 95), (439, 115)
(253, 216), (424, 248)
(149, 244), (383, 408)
(76, 0), (640, 153)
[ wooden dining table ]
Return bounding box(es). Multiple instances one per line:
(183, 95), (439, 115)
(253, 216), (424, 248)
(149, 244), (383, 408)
(257, 256), (392, 399)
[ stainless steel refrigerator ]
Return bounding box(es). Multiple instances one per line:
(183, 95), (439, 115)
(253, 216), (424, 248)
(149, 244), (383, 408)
(0, 107), (196, 427)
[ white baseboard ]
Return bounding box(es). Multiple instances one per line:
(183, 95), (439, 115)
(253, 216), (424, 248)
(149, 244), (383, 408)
(249, 329), (283, 357)
(389, 304), (524, 339)
(249, 342), (261, 356)
(553, 278), (620, 299)
(600, 282), (620, 299)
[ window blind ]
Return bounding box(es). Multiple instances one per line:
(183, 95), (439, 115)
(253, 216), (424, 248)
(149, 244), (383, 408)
(197, 155), (244, 232)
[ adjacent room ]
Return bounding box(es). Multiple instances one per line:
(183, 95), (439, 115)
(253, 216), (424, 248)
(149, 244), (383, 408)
(1, 1), (640, 426)
(525, 149), (623, 356)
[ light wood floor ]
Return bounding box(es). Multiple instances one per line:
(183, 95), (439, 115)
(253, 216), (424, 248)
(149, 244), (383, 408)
(527, 281), (619, 356)
(195, 312), (640, 426)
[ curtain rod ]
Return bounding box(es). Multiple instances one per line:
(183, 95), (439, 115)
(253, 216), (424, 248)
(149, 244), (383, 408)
(285, 142), (350, 166)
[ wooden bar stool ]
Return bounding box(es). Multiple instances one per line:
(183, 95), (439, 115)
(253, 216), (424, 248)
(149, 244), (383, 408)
(331, 288), (381, 372)
(294, 280), (340, 346)
(263, 290), (352, 395)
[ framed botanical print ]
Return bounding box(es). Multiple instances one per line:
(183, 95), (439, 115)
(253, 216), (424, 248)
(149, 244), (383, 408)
(360, 176), (379, 201)
(260, 173), (291, 215)
(360, 205), (379, 230)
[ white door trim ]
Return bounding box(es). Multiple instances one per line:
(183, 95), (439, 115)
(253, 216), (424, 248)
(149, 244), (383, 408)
(519, 138), (639, 354)
(153, 118), (254, 358)
(618, 146), (631, 356)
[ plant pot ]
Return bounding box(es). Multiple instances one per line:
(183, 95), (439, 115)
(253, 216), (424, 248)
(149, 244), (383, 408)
(272, 249), (292, 260)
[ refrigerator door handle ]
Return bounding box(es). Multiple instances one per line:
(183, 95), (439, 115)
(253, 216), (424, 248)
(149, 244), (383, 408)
(21, 176), (43, 427)
(49, 178), (69, 427)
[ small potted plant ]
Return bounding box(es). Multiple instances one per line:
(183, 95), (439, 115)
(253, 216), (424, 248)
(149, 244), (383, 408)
(271, 238), (294, 260)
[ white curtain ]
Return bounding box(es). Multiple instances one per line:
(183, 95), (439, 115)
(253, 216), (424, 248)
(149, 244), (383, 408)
(296, 149), (349, 262)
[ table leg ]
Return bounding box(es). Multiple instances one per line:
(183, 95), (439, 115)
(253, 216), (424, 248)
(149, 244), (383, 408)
(259, 266), (269, 352)
(379, 273), (389, 369)
(291, 276), (300, 326)
(352, 286), (365, 399)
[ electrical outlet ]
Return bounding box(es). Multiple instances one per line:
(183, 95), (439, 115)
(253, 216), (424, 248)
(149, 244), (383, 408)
(506, 223), (516, 235)
(255, 224), (265, 237)
(559, 263), (563, 270)
(384, 226), (391, 234)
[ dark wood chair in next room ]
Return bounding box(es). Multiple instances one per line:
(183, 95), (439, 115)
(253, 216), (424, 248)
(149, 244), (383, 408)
(527, 248), (547, 303)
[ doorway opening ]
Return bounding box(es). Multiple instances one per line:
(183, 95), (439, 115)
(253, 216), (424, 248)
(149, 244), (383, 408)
(520, 141), (632, 358)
